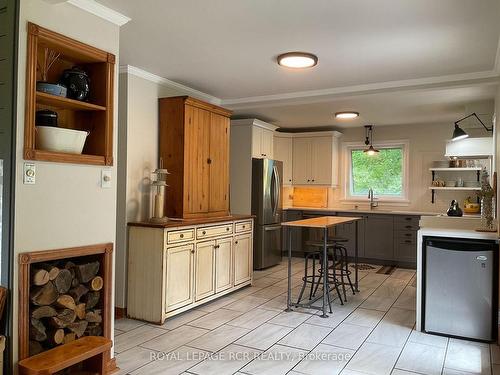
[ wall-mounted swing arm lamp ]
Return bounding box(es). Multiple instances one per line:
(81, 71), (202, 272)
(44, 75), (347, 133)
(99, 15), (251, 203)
(452, 112), (493, 142)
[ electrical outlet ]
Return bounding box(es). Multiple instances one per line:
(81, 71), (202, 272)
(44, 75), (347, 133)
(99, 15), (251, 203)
(23, 163), (36, 184)
(101, 169), (112, 188)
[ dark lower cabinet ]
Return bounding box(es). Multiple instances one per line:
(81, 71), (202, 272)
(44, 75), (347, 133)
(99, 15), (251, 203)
(335, 214), (365, 258)
(282, 210), (418, 266)
(364, 215), (394, 260)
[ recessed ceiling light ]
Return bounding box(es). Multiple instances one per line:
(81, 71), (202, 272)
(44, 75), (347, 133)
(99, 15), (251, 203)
(335, 111), (359, 119)
(277, 52), (318, 69)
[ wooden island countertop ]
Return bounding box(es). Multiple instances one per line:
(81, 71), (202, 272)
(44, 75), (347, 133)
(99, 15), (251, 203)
(128, 214), (254, 229)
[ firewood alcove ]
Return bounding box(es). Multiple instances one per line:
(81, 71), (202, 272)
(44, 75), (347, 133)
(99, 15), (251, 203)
(18, 243), (113, 367)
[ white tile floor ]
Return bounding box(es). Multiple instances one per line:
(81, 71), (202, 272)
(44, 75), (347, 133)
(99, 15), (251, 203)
(114, 258), (498, 375)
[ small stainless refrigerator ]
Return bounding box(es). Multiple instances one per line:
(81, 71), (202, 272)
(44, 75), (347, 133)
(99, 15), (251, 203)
(251, 158), (283, 269)
(423, 236), (498, 342)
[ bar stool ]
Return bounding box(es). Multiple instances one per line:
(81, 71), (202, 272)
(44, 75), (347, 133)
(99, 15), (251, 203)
(331, 244), (356, 301)
(299, 240), (344, 308)
(295, 249), (324, 306)
(308, 237), (355, 304)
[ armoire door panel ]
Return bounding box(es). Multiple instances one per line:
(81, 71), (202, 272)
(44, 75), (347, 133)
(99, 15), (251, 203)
(184, 105), (210, 214)
(209, 113), (230, 213)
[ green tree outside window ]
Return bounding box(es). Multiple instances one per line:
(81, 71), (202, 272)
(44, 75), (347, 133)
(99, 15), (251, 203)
(350, 148), (403, 196)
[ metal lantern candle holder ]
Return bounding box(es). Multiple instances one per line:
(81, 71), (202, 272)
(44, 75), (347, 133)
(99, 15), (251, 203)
(150, 165), (169, 222)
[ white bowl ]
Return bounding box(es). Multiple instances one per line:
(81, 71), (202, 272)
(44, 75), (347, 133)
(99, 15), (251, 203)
(36, 126), (89, 154)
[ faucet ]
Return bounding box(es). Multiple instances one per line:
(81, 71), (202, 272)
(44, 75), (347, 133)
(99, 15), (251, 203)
(368, 188), (378, 210)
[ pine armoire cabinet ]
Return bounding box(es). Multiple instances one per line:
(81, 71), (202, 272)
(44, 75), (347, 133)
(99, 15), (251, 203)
(159, 96), (232, 219)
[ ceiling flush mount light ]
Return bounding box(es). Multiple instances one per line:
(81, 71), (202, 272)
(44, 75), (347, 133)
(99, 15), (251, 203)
(452, 112), (492, 142)
(363, 125), (379, 156)
(277, 52), (318, 69)
(335, 111), (359, 119)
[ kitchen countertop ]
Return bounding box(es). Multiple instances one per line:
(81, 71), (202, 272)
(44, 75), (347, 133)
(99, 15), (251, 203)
(284, 206), (438, 216)
(418, 227), (498, 241)
(128, 214), (254, 228)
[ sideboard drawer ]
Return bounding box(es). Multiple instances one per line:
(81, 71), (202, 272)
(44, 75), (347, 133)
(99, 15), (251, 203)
(167, 228), (195, 244)
(197, 223), (233, 239)
(235, 220), (252, 233)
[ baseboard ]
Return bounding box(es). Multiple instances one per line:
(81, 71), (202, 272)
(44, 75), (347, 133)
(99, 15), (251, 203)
(115, 307), (127, 320)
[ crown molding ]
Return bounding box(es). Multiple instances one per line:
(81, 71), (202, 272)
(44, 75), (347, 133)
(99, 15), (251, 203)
(230, 118), (279, 131)
(119, 65), (221, 105)
(66, 0), (131, 26)
(221, 70), (500, 109)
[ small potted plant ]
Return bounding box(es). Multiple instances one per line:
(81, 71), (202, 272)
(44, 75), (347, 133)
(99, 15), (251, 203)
(36, 47), (67, 97)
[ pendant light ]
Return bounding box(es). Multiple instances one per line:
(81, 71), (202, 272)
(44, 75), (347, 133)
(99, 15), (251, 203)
(363, 125), (379, 155)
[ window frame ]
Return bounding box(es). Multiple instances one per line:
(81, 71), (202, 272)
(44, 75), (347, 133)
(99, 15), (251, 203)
(342, 140), (410, 203)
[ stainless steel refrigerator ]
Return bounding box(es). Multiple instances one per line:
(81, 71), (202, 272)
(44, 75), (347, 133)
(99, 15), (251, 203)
(251, 158), (283, 270)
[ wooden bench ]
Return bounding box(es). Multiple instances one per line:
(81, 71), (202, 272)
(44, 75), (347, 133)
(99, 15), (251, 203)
(18, 336), (112, 375)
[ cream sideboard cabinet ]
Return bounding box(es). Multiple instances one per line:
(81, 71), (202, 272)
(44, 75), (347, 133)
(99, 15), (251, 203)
(127, 217), (254, 324)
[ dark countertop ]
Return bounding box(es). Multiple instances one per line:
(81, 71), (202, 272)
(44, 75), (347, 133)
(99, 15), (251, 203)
(128, 214), (254, 229)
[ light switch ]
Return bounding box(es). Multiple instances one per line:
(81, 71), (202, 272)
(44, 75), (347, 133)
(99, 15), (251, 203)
(23, 163), (36, 184)
(101, 169), (112, 188)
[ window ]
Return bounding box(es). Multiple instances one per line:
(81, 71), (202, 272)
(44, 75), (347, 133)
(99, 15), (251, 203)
(344, 142), (408, 201)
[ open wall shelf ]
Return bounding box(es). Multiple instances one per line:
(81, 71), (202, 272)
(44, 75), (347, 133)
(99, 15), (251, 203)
(24, 23), (115, 166)
(430, 166), (481, 203)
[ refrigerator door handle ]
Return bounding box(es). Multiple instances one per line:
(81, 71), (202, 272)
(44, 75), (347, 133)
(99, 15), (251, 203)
(272, 165), (280, 217)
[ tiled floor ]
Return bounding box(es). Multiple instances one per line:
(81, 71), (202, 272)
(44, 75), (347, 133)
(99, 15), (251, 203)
(113, 258), (498, 375)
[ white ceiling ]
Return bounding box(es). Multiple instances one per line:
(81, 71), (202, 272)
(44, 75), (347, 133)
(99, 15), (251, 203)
(97, 0), (500, 127)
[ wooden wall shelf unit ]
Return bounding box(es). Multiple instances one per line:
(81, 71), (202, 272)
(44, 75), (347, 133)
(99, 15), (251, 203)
(24, 23), (115, 166)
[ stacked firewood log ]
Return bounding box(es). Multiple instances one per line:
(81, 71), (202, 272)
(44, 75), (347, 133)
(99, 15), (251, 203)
(29, 260), (103, 355)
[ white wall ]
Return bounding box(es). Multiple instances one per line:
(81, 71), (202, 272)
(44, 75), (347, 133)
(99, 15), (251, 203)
(328, 122), (490, 213)
(13, 0), (120, 365)
(115, 71), (210, 308)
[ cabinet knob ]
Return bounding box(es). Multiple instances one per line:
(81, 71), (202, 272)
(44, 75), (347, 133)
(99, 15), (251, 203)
(404, 240), (412, 244)
(226, 227), (230, 231)
(207, 158), (212, 164)
(191, 249), (195, 254)
(307, 179), (310, 182)
(235, 240), (239, 244)
(405, 233), (411, 237)
(180, 234), (184, 238)
(405, 225), (412, 229)
(312, 179), (315, 182)
(202, 231), (206, 235)
(242, 225), (246, 228)
(289, 179), (292, 182)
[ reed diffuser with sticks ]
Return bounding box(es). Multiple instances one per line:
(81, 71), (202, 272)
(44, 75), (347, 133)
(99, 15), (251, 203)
(35, 47), (67, 97)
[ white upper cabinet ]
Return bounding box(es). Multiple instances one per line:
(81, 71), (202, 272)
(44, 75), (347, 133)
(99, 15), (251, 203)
(292, 132), (342, 187)
(273, 134), (293, 185)
(252, 125), (274, 158)
(260, 128), (274, 158)
(231, 119), (278, 159)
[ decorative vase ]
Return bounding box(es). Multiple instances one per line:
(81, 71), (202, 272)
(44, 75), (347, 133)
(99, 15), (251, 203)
(59, 66), (90, 101)
(480, 196), (494, 231)
(477, 169), (495, 231)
